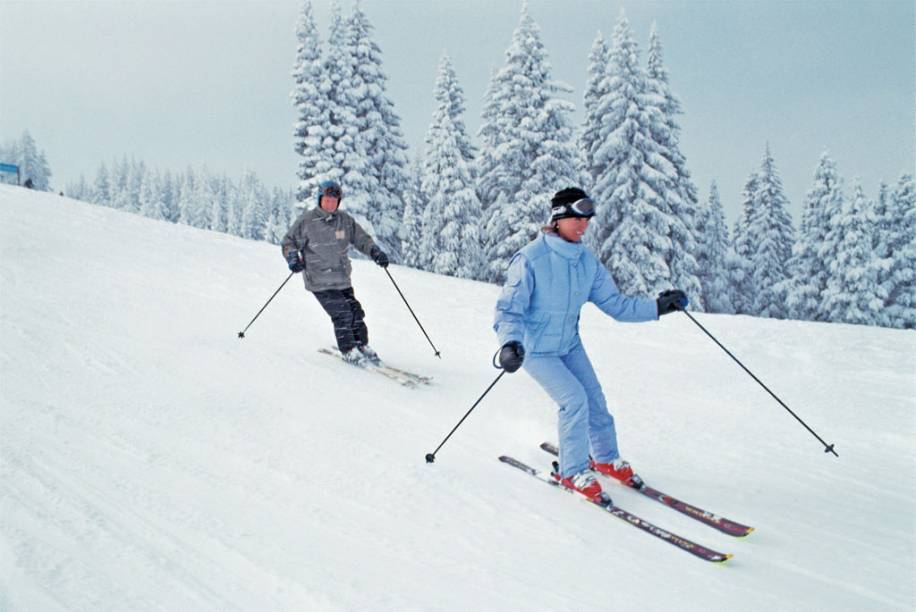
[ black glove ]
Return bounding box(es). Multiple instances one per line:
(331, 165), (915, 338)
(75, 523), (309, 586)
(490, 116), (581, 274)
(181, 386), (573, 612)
(657, 289), (688, 316)
(499, 341), (525, 373)
(370, 246), (389, 268)
(286, 251), (305, 273)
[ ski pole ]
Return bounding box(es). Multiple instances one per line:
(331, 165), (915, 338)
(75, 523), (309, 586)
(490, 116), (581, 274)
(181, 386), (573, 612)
(384, 267), (441, 358)
(678, 307), (838, 457)
(426, 370), (505, 463)
(237, 271), (295, 339)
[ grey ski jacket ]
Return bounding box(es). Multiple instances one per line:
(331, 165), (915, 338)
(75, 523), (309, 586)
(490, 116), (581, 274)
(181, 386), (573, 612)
(281, 206), (377, 292)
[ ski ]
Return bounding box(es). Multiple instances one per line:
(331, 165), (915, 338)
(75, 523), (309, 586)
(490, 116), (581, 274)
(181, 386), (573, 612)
(318, 348), (422, 388)
(499, 455), (732, 563)
(539, 442), (753, 538)
(376, 363), (433, 385)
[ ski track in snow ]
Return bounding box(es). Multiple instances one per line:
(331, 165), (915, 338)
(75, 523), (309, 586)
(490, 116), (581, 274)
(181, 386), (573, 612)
(1, 185), (914, 611)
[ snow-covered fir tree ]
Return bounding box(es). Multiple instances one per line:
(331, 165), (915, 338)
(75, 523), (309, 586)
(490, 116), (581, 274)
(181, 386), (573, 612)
(644, 22), (703, 309)
(8, 131), (53, 190)
(746, 144), (794, 318)
(139, 170), (169, 221)
(588, 11), (672, 296)
(479, 3), (579, 283)
(877, 174), (916, 328)
(319, 2), (376, 240)
(291, 0), (332, 202)
(238, 170), (270, 240)
(124, 159), (145, 214)
(345, 2), (409, 260)
(110, 157), (131, 211)
(419, 54), (483, 279)
(475, 67), (502, 213)
(729, 171), (758, 314)
(207, 173), (228, 233)
(579, 31), (610, 192)
(785, 152), (845, 321)
(177, 167), (198, 226)
(93, 163), (112, 205)
(696, 181), (734, 313)
(265, 187), (296, 245)
(399, 156), (426, 269)
(820, 179), (883, 325)
(162, 170), (178, 223)
(433, 53), (475, 164)
(226, 177), (244, 236)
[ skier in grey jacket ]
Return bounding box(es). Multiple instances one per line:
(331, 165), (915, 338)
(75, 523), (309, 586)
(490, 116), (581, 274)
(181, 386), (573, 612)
(281, 180), (389, 365)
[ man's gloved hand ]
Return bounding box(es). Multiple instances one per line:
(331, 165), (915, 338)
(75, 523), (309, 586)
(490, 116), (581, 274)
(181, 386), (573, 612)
(286, 251), (305, 273)
(657, 289), (688, 316)
(498, 341), (525, 373)
(370, 246), (389, 268)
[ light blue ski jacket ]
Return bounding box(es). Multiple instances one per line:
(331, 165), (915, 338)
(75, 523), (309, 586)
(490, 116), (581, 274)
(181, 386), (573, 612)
(494, 233), (658, 356)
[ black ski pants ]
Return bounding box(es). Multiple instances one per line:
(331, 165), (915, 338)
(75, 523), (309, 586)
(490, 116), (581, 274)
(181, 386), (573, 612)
(312, 287), (368, 353)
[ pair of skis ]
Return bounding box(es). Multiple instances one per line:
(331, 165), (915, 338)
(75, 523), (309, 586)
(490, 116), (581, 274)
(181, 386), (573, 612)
(319, 347), (432, 388)
(500, 442), (753, 563)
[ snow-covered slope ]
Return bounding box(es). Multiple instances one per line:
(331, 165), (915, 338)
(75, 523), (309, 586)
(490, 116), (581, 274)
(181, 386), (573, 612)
(1, 185), (914, 611)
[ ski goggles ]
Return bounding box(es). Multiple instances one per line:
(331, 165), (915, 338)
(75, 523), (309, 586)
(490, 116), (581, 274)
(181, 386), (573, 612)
(321, 184), (342, 199)
(550, 197), (596, 221)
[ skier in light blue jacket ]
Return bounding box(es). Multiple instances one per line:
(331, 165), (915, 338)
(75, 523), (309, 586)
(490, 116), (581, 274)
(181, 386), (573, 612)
(493, 187), (688, 502)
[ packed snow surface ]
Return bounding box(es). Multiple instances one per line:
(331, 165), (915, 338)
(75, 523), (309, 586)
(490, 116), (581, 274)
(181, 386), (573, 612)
(1, 185), (914, 611)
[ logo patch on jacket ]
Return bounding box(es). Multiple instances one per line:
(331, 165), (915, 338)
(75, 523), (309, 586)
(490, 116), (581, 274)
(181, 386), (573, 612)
(335, 229), (345, 240)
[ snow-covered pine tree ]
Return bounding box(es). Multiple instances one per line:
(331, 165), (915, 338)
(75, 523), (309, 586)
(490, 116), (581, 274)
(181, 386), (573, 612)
(139, 169), (169, 221)
(124, 159), (145, 214)
(399, 156), (426, 269)
(265, 187), (296, 245)
(475, 67), (502, 214)
(238, 170), (270, 240)
(730, 171), (758, 314)
(785, 152), (844, 321)
(225, 176), (243, 236)
(434, 54), (475, 165)
(822, 179), (883, 325)
(93, 162), (112, 206)
(589, 10), (672, 296)
(110, 157), (132, 210)
(346, 2), (409, 260)
(177, 167), (198, 226)
(207, 173), (228, 233)
(291, 0), (332, 203)
(696, 181), (734, 313)
(879, 174), (916, 328)
(420, 54), (483, 279)
(160, 170), (179, 222)
(645, 23), (703, 309)
(14, 131), (52, 190)
(579, 31), (610, 193)
(185, 167), (213, 230)
(480, 3), (579, 283)
(814, 174), (853, 323)
(320, 1), (376, 242)
(747, 144), (794, 318)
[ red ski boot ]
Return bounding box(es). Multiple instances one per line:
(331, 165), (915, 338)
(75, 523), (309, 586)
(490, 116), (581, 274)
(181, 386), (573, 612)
(553, 469), (604, 502)
(590, 458), (636, 485)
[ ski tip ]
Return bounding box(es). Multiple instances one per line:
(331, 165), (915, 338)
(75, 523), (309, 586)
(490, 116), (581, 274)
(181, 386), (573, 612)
(718, 553), (734, 563)
(739, 527), (755, 538)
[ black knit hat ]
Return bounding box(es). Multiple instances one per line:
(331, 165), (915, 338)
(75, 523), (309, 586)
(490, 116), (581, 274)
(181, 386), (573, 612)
(549, 187), (595, 222)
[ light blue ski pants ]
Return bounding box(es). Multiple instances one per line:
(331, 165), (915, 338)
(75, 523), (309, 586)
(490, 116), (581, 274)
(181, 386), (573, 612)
(523, 341), (620, 478)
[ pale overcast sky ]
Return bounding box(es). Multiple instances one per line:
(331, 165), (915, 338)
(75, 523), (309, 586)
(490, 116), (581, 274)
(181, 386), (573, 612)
(1, 0), (913, 224)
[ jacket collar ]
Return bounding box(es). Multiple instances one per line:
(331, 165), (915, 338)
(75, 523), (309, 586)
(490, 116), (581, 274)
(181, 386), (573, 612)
(314, 205), (336, 221)
(542, 232), (584, 261)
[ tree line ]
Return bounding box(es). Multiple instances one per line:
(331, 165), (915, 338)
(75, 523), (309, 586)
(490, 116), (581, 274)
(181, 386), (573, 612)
(7, 2), (912, 329)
